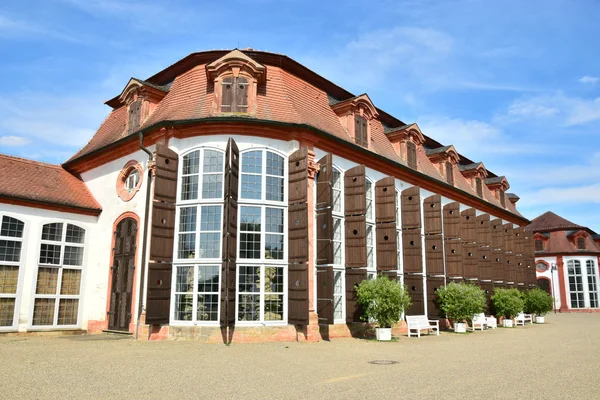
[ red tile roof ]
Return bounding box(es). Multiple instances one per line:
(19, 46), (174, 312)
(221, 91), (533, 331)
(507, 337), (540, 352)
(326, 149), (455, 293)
(526, 211), (583, 232)
(0, 154), (101, 213)
(541, 231), (600, 254)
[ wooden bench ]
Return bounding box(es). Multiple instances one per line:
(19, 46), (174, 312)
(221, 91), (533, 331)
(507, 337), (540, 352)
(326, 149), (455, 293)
(406, 315), (440, 338)
(515, 312), (533, 326)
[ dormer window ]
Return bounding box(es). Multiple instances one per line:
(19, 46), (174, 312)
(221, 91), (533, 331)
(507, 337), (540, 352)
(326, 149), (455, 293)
(445, 162), (454, 185)
(499, 189), (506, 207)
(221, 75), (249, 113)
(407, 141), (417, 169)
(128, 99), (142, 134)
(476, 177), (483, 197)
(577, 237), (585, 250)
(354, 115), (368, 147)
(535, 239), (544, 252)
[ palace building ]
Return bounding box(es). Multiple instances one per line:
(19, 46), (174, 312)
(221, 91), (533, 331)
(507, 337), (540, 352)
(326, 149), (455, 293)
(0, 49), (536, 341)
(526, 211), (600, 312)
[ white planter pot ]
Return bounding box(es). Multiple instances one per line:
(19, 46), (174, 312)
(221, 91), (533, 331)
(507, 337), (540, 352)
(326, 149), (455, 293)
(376, 327), (392, 341)
(503, 319), (514, 328)
(535, 316), (545, 324)
(454, 322), (467, 333)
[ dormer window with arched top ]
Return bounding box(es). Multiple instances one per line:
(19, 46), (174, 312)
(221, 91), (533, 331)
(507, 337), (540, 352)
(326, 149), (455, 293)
(386, 123), (425, 171)
(117, 78), (169, 135)
(330, 94), (378, 150)
(354, 115), (368, 147)
(407, 141), (417, 169)
(221, 75), (249, 112)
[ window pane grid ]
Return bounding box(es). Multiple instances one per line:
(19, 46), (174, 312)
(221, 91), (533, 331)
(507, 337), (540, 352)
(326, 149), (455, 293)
(366, 180), (373, 221)
(332, 170), (342, 213)
(0, 240), (22, 263)
(333, 217), (342, 266)
(366, 224), (374, 270)
(587, 260), (599, 308)
(0, 298), (16, 326)
(173, 265), (219, 323)
(333, 270), (343, 321)
(567, 260), (585, 308)
(1, 216), (24, 238)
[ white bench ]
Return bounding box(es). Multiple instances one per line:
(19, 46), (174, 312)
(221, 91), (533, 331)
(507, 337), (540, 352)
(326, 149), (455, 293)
(472, 313), (497, 331)
(406, 315), (440, 338)
(515, 312), (533, 326)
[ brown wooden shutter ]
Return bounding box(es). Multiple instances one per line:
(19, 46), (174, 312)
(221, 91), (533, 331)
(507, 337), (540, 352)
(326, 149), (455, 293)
(407, 142), (417, 169)
(354, 115), (362, 146)
(460, 208), (476, 243)
(476, 214), (491, 246)
(516, 255), (525, 284)
(505, 253), (516, 283)
(425, 235), (444, 275)
(404, 275), (424, 315)
(446, 162), (454, 185)
(346, 269), (367, 322)
(476, 178), (483, 197)
(344, 165), (366, 216)
(288, 147), (309, 325)
(316, 266), (334, 324)
(128, 99), (142, 134)
(146, 144), (178, 325)
(221, 76), (233, 112)
(345, 215), (367, 268)
(424, 195), (442, 235)
(316, 154), (333, 265)
(401, 186), (421, 229)
(535, 239), (543, 252)
(220, 138), (239, 326)
(361, 117), (368, 147)
(376, 224), (397, 271)
(479, 247), (492, 280)
(375, 177), (396, 224)
(443, 202), (460, 239)
(490, 219), (504, 250)
(503, 223), (514, 253)
(445, 239), (463, 278)
(527, 257), (537, 287)
(462, 243), (478, 279)
(402, 229), (422, 273)
(236, 76), (249, 112)
(480, 282), (494, 313)
(426, 277), (444, 319)
(513, 227), (524, 255)
(492, 250), (504, 282)
(499, 190), (506, 208)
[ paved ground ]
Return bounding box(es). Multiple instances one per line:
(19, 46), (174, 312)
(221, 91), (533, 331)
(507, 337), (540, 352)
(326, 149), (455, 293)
(0, 313), (598, 399)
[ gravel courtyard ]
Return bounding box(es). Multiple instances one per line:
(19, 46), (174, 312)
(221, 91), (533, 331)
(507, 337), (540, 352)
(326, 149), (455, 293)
(0, 313), (598, 399)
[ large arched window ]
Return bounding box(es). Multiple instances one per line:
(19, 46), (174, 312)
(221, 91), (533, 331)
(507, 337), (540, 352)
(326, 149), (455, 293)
(0, 215), (25, 329)
(33, 222), (85, 327)
(586, 260), (599, 308)
(237, 149), (287, 324)
(567, 260), (584, 309)
(173, 148), (225, 324)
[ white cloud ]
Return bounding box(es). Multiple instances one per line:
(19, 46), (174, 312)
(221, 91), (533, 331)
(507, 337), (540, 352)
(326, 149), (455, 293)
(0, 13), (82, 43)
(519, 184), (600, 208)
(579, 76), (599, 85)
(0, 135), (30, 146)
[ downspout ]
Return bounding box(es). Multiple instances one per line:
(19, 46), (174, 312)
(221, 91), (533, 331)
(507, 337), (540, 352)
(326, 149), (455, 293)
(136, 132), (154, 340)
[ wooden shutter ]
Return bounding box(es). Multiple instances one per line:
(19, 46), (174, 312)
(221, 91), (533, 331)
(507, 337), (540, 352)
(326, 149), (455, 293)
(401, 186), (421, 229)
(407, 142), (417, 169)
(375, 177), (396, 224)
(503, 223), (514, 253)
(221, 76), (233, 111)
(316, 266), (334, 324)
(128, 99), (142, 134)
(404, 275), (424, 316)
(288, 147), (309, 325)
(460, 208), (476, 243)
(376, 224), (397, 271)
(220, 138), (239, 326)
(402, 229), (422, 273)
(499, 190), (506, 208)
(361, 117), (368, 147)
(443, 202), (460, 239)
(146, 144), (178, 325)
(490, 219), (504, 250)
(476, 214), (491, 246)
(424, 195), (442, 235)
(236, 76), (249, 112)
(479, 247), (492, 280)
(354, 115), (362, 146)
(316, 154), (333, 265)
(426, 277), (444, 319)
(516, 255), (525, 284)
(425, 235), (444, 275)
(476, 178), (483, 197)
(346, 269), (367, 322)
(505, 253), (516, 283)
(446, 162), (454, 185)
(462, 243), (478, 279)
(480, 282), (494, 313)
(344, 165), (366, 216)
(527, 258), (537, 286)
(492, 250), (504, 282)
(345, 215), (367, 268)
(445, 239), (462, 278)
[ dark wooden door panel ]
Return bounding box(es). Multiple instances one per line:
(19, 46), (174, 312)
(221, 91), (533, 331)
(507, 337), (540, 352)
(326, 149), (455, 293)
(345, 215), (367, 268)
(375, 177), (396, 224)
(426, 277), (444, 319)
(479, 247), (492, 281)
(443, 202), (460, 239)
(445, 239), (463, 278)
(376, 224), (397, 271)
(316, 266), (334, 324)
(404, 275), (424, 316)
(401, 186), (421, 229)
(316, 208), (333, 265)
(424, 195), (442, 235)
(288, 262), (309, 325)
(462, 243), (478, 279)
(490, 218), (504, 250)
(424, 235), (444, 275)
(316, 154), (333, 209)
(476, 214), (491, 246)
(346, 269), (367, 323)
(402, 229), (422, 273)
(460, 208), (476, 243)
(344, 165), (366, 216)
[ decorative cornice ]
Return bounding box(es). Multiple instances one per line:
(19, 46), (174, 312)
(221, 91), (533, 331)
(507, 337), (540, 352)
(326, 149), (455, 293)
(425, 144), (460, 164)
(206, 49), (266, 82)
(385, 123), (425, 145)
(330, 93), (379, 119)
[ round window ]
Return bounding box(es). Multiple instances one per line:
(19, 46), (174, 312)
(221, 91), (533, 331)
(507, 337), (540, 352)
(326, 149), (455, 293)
(117, 160), (143, 201)
(536, 262), (549, 272)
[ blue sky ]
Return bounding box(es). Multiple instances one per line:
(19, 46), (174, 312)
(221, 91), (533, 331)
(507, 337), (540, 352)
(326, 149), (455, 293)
(1, 0), (600, 230)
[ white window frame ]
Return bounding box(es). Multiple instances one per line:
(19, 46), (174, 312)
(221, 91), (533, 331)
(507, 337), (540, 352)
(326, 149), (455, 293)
(0, 214), (27, 331)
(567, 259), (585, 309)
(236, 148), (288, 325)
(331, 166), (345, 323)
(124, 169), (140, 192)
(172, 146), (226, 326)
(30, 221), (86, 329)
(365, 177), (375, 273)
(586, 259), (599, 309)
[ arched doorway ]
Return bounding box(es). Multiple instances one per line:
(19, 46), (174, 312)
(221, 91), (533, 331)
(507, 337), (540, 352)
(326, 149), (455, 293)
(537, 278), (551, 295)
(108, 218), (138, 332)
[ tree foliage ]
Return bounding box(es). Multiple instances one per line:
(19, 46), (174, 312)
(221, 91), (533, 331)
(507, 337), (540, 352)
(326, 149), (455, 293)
(523, 288), (553, 316)
(356, 276), (411, 328)
(491, 288), (525, 318)
(436, 282), (487, 323)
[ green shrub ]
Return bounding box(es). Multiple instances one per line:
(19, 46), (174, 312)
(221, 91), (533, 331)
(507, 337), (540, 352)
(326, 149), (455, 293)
(491, 288), (524, 319)
(436, 282), (487, 323)
(523, 288), (553, 316)
(356, 276), (411, 328)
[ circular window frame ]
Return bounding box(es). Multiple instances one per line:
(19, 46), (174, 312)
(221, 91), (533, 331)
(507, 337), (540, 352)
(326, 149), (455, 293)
(535, 261), (549, 273)
(116, 160), (144, 202)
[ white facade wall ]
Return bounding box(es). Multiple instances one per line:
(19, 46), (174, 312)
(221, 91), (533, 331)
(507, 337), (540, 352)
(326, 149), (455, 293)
(535, 256), (560, 310)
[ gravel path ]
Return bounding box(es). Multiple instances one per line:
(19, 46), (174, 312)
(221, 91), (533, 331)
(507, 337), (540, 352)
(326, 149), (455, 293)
(0, 313), (598, 399)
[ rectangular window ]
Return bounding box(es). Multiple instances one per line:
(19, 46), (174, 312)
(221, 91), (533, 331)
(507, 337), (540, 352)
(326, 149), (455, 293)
(176, 205), (222, 260)
(354, 115), (368, 147)
(332, 170), (342, 213)
(499, 189), (506, 208)
(407, 142), (417, 169)
(587, 260), (599, 308)
(476, 178), (483, 197)
(240, 206), (261, 259)
(237, 265), (284, 323)
(173, 264), (220, 323)
(567, 260), (585, 309)
(333, 218), (343, 266)
(535, 240), (544, 252)
(366, 224), (374, 270)
(577, 237), (586, 250)
(265, 208), (284, 260)
(333, 270), (343, 321)
(446, 162), (454, 185)
(181, 149), (224, 201)
(365, 180), (373, 221)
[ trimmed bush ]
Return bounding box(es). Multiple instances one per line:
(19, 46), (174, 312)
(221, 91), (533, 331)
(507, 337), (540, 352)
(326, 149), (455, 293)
(436, 282), (487, 324)
(357, 276), (411, 328)
(524, 288), (553, 316)
(491, 288), (524, 319)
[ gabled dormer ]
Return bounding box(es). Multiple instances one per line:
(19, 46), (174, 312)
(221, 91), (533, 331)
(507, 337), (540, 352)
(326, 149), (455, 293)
(330, 94), (378, 149)
(458, 162), (488, 198)
(386, 123), (425, 170)
(425, 145), (460, 185)
(206, 49), (266, 115)
(568, 230), (590, 250)
(485, 176), (510, 208)
(119, 78), (169, 134)
(533, 232), (548, 252)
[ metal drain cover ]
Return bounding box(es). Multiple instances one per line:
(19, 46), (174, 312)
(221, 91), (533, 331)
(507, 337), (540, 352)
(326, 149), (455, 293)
(368, 360), (398, 365)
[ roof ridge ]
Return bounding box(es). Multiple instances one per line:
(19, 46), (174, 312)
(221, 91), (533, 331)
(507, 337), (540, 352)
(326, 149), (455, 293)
(0, 153), (63, 169)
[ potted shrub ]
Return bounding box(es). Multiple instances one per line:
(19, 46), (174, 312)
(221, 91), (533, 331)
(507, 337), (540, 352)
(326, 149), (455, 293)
(524, 288), (553, 323)
(356, 275), (411, 341)
(436, 282), (487, 333)
(492, 288), (524, 327)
